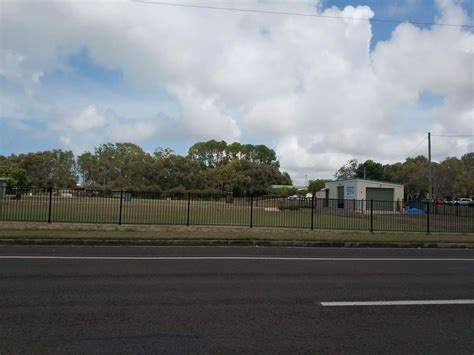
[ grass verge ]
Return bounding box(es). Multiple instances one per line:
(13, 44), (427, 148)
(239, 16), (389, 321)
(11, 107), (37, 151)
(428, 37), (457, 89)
(0, 222), (472, 247)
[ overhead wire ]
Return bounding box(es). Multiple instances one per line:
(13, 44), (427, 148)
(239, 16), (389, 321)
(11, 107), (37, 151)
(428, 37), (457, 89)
(399, 136), (428, 161)
(431, 134), (474, 137)
(397, 134), (473, 162)
(131, 0), (474, 28)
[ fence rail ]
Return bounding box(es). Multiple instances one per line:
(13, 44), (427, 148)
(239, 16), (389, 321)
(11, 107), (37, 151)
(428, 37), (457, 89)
(0, 188), (473, 233)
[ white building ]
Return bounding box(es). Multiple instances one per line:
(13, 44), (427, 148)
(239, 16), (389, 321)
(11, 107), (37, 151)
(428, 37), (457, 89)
(324, 179), (404, 212)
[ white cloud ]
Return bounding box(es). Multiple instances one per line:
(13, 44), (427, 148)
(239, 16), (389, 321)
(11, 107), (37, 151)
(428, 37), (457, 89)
(68, 105), (106, 131)
(44, 104), (162, 153)
(0, 0), (472, 184)
(0, 49), (43, 94)
(109, 121), (160, 142)
(171, 85), (241, 142)
(387, 0), (422, 16)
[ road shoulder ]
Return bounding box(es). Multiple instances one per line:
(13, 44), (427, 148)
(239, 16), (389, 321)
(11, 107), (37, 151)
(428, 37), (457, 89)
(0, 222), (473, 248)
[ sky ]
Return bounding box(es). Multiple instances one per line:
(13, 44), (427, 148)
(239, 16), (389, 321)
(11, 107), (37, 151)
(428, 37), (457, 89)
(0, 0), (473, 184)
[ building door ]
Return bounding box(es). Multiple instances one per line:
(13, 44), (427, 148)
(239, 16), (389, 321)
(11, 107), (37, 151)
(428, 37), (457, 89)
(324, 188), (329, 207)
(366, 187), (394, 211)
(337, 186), (344, 208)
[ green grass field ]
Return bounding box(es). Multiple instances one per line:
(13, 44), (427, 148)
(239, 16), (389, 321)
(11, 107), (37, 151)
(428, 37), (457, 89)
(0, 195), (472, 233)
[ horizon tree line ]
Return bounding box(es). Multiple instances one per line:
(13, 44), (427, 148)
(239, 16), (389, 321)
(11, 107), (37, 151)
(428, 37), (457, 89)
(0, 141), (472, 198)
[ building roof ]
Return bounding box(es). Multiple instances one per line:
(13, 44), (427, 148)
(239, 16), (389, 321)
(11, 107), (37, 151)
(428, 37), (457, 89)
(271, 185), (306, 189)
(326, 178), (404, 187)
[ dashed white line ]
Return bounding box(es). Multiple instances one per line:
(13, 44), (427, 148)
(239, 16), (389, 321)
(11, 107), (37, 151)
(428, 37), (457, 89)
(321, 300), (474, 306)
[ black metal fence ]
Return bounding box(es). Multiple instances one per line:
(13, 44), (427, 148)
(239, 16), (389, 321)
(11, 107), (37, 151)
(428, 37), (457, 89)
(0, 187), (473, 233)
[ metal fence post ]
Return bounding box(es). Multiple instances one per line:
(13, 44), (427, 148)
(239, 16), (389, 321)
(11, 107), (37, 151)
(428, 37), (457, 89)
(250, 195), (254, 228)
(370, 199), (373, 233)
(187, 192), (191, 226)
(311, 195), (315, 230)
(48, 187), (53, 224)
(426, 201), (430, 234)
(118, 190), (123, 225)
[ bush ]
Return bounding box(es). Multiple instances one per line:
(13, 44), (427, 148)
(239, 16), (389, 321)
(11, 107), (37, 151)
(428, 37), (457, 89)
(277, 199), (311, 210)
(168, 185), (186, 194)
(279, 204), (301, 211)
(187, 188), (223, 195)
(267, 186), (298, 196)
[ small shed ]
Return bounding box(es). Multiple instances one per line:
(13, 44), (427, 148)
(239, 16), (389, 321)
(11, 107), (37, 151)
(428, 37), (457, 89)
(324, 179), (404, 212)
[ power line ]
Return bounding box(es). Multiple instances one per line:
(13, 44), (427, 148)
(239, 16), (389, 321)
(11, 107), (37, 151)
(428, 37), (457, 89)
(131, 0), (474, 28)
(431, 134), (474, 137)
(400, 136), (427, 161)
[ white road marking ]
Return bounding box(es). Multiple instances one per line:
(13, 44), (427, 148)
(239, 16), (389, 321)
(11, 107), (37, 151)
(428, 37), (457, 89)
(0, 256), (473, 261)
(321, 300), (474, 306)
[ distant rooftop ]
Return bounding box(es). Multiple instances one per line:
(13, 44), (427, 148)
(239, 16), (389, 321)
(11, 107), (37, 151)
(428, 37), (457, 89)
(327, 178), (404, 186)
(271, 185), (306, 189)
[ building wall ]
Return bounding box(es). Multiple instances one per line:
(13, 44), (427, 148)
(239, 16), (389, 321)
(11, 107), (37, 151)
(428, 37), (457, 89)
(326, 180), (403, 200)
(356, 180), (404, 202)
(315, 189), (326, 199)
(326, 180), (358, 200)
(326, 179), (403, 212)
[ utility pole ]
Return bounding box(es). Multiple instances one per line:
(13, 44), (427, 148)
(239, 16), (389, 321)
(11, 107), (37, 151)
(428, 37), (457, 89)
(428, 132), (432, 199)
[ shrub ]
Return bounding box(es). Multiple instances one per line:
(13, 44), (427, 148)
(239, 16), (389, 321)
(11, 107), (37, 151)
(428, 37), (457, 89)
(279, 204), (301, 211)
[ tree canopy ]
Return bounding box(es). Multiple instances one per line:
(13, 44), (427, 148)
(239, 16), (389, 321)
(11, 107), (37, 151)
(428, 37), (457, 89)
(307, 179), (326, 194)
(1, 150), (76, 188)
(2, 141), (471, 199)
(0, 140), (291, 196)
(187, 140), (279, 167)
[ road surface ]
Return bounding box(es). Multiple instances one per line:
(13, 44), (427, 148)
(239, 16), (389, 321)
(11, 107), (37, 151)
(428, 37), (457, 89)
(1, 245), (473, 353)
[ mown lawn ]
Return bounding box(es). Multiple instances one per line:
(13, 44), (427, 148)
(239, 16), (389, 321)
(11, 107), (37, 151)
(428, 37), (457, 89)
(0, 196), (472, 233)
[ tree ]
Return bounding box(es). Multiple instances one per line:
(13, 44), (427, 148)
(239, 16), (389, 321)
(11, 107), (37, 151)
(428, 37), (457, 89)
(382, 162), (402, 182)
(397, 156), (428, 199)
(208, 157), (291, 196)
(0, 164), (27, 186)
(226, 142), (242, 160)
(434, 156), (471, 198)
(77, 152), (98, 186)
(8, 150), (76, 188)
(307, 179), (325, 194)
(251, 145), (279, 166)
(212, 160), (250, 194)
(461, 152), (474, 196)
(267, 186), (297, 196)
(355, 160), (384, 180)
(280, 172), (292, 186)
(334, 159), (358, 180)
(240, 160), (290, 195)
(153, 152), (207, 191)
(187, 140), (227, 167)
(78, 143), (153, 189)
(188, 140), (280, 167)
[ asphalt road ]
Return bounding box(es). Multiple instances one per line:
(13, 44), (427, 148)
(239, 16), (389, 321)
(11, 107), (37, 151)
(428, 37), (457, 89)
(1, 246), (473, 354)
